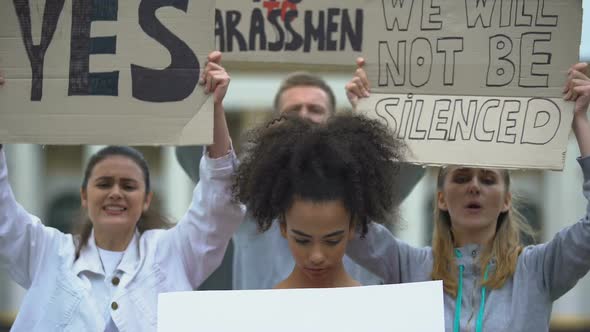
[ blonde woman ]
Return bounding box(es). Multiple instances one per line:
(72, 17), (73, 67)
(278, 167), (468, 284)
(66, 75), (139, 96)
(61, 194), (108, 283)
(346, 61), (590, 332)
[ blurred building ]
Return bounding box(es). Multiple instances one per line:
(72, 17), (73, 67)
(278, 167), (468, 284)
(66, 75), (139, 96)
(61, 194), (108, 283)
(1, 1), (590, 329)
(2, 71), (590, 331)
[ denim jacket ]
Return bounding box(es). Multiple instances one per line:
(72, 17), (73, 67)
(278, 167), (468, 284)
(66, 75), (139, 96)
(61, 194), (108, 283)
(0, 149), (244, 331)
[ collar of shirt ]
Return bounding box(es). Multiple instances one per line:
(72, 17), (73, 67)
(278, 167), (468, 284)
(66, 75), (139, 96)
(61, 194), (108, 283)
(453, 243), (497, 276)
(72, 229), (140, 278)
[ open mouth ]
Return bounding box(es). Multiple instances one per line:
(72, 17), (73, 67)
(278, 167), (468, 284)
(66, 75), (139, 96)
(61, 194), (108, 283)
(104, 205), (127, 213)
(465, 202), (482, 211)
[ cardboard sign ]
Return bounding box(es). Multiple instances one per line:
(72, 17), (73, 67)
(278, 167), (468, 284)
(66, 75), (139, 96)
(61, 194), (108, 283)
(158, 281), (445, 332)
(358, 0), (582, 169)
(0, 0), (214, 145)
(215, 0), (363, 65)
(358, 94), (572, 169)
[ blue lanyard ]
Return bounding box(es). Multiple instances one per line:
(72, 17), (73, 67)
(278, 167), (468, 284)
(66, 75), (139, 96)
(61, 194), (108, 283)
(453, 249), (490, 332)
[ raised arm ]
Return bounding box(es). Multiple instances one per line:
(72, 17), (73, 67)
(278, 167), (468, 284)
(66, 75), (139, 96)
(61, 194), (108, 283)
(204, 51), (232, 158)
(346, 222), (431, 284)
(344, 58), (427, 279)
(569, 62), (590, 157)
(346, 223), (401, 283)
(0, 146), (66, 288)
(1, 74), (66, 288)
(524, 62), (590, 300)
(156, 52), (244, 287)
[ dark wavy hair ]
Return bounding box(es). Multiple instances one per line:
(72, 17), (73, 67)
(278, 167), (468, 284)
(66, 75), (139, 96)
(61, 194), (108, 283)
(75, 146), (171, 259)
(232, 114), (406, 236)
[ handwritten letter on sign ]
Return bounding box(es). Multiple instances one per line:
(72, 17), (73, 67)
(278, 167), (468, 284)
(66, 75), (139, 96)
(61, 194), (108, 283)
(359, 0), (582, 169)
(0, 0), (214, 145)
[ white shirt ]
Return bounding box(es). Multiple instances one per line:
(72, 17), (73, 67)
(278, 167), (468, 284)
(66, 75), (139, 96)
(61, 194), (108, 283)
(0, 149), (244, 331)
(92, 237), (126, 332)
(97, 246), (124, 278)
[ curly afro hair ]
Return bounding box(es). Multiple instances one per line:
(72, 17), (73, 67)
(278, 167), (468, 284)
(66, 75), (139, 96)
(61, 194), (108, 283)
(232, 113), (406, 236)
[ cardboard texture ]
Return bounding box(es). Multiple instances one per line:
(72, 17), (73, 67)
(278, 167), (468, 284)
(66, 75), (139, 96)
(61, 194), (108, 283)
(0, 0), (582, 168)
(216, 0), (581, 169)
(215, 0), (363, 65)
(0, 0), (214, 145)
(358, 0), (582, 169)
(364, 0), (582, 97)
(359, 94), (573, 169)
(158, 281), (445, 332)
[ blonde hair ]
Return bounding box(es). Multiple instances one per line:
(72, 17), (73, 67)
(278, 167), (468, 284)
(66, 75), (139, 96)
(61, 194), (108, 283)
(431, 168), (534, 297)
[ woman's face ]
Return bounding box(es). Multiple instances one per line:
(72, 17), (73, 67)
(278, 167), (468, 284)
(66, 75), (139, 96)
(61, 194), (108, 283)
(438, 167), (511, 241)
(81, 155), (152, 233)
(281, 198), (354, 283)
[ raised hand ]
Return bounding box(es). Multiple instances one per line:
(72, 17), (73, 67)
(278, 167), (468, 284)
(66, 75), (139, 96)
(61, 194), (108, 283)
(200, 51), (230, 106)
(564, 62), (590, 114)
(565, 62), (590, 157)
(345, 57), (370, 110)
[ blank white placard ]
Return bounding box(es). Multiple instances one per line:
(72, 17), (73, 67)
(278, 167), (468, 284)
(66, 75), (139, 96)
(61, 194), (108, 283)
(158, 281), (444, 332)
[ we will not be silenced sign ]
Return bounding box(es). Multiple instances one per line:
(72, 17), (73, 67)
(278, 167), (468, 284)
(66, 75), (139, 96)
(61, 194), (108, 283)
(0, 0), (215, 145)
(359, 0), (582, 169)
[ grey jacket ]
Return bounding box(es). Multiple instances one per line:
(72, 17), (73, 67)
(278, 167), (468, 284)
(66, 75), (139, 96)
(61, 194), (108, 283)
(347, 157), (590, 332)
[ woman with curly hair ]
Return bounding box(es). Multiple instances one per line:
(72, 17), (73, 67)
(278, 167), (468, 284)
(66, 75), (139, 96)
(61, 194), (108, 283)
(232, 114), (406, 288)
